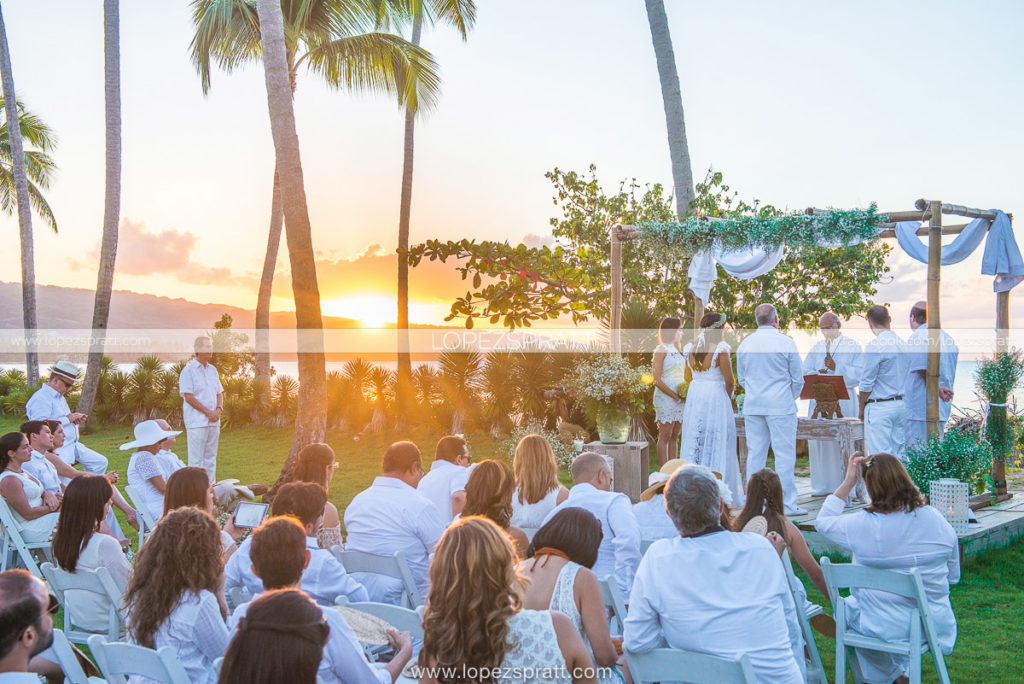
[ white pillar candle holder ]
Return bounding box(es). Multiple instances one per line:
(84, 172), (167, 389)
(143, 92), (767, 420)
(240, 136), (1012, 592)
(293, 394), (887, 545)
(930, 478), (970, 535)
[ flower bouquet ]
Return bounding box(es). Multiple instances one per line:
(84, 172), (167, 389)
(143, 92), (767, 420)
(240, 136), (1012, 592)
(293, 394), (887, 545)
(565, 354), (651, 444)
(676, 380), (690, 401)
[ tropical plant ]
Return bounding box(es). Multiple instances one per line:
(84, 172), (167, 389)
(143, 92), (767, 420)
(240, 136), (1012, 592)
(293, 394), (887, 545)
(410, 363), (442, 426)
(209, 314), (255, 379)
(363, 366), (395, 433)
(437, 349), (482, 435)
(906, 428), (993, 497)
(480, 350), (517, 436)
(270, 374), (299, 428)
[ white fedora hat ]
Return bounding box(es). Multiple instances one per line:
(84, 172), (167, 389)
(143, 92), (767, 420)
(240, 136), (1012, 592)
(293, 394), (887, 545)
(119, 420), (181, 451)
(49, 360), (81, 382)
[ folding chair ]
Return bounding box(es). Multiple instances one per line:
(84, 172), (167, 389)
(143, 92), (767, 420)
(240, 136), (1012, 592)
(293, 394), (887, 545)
(0, 497), (52, 577)
(48, 628), (105, 684)
(41, 562), (124, 644)
(87, 635), (191, 684)
(226, 586), (253, 612)
(599, 575), (629, 635)
(820, 557), (952, 684)
(781, 551), (827, 684)
(334, 598), (424, 639)
(624, 647), (757, 684)
(331, 547), (423, 608)
(124, 485), (157, 549)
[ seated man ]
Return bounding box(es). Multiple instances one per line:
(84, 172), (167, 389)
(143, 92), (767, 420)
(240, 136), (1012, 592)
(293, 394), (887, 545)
(227, 516), (412, 684)
(416, 435), (470, 521)
(541, 452), (641, 596)
(624, 465), (804, 683)
(0, 569), (55, 679)
(226, 482), (367, 605)
(344, 441), (446, 605)
(19, 421), (63, 496)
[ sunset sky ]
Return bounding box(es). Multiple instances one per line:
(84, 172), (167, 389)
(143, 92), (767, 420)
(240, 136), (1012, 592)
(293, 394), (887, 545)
(2, 0), (1023, 331)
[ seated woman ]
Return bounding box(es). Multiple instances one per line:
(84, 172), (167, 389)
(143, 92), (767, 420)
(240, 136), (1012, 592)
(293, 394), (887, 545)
(292, 442), (342, 549)
(462, 459), (529, 558)
(734, 468), (828, 598)
(419, 517), (597, 684)
(51, 474), (131, 633)
(0, 432), (59, 543)
(519, 508), (626, 684)
(510, 434), (569, 539)
(816, 453), (959, 684)
(164, 466), (243, 561)
(124, 506), (230, 684)
(219, 588), (329, 684)
(125, 419), (186, 522)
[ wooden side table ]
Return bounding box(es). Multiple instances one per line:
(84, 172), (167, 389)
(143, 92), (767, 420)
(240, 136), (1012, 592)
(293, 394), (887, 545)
(584, 441), (650, 502)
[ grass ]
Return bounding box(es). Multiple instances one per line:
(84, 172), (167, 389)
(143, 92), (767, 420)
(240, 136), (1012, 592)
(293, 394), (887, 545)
(3, 417), (1021, 681)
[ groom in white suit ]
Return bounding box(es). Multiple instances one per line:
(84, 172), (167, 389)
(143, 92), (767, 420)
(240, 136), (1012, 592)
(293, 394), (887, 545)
(737, 304), (806, 515)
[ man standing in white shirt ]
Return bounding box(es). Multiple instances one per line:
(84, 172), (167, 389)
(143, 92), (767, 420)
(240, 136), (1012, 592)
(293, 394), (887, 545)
(416, 435), (470, 521)
(541, 451), (641, 596)
(905, 301), (958, 448)
(737, 304), (805, 515)
(803, 312), (862, 495)
(25, 361), (108, 477)
(344, 442), (446, 605)
(178, 336), (223, 480)
(858, 305), (910, 459)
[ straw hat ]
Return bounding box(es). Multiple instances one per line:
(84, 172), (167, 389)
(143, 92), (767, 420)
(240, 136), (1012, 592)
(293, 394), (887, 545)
(49, 360), (80, 382)
(741, 515), (768, 536)
(119, 420), (181, 450)
(333, 606), (393, 645)
(640, 458), (723, 501)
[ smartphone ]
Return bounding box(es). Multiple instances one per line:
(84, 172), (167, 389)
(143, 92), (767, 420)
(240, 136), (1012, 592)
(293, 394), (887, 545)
(233, 501), (269, 528)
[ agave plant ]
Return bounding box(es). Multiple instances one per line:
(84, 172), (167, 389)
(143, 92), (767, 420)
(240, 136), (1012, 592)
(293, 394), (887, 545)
(0, 368), (26, 398)
(410, 364), (442, 427)
(364, 366), (396, 434)
(480, 351), (518, 436)
(221, 375), (255, 428)
(271, 375), (300, 428)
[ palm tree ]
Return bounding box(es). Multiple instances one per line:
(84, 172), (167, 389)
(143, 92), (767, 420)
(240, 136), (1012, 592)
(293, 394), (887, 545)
(78, 0), (121, 416)
(395, 0), (475, 390)
(643, 0), (693, 217)
(0, 7), (58, 386)
(190, 0), (441, 386)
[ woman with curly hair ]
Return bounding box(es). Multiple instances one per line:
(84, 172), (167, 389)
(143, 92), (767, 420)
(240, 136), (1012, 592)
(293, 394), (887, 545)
(124, 506), (229, 684)
(419, 517), (596, 684)
(462, 460), (529, 558)
(292, 442), (342, 549)
(510, 434), (569, 538)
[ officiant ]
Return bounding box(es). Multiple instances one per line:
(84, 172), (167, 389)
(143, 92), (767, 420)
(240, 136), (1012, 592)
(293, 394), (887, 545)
(803, 313), (862, 495)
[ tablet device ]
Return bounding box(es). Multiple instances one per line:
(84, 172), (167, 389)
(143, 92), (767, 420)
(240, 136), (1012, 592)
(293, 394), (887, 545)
(233, 501), (269, 528)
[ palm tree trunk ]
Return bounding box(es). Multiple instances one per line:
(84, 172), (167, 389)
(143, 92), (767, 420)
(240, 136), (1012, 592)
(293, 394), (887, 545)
(254, 165), (283, 388)
(396, 12), (423, 395)
(255, 0), (327, 496)
(644, 0), (694, 217)
(0, 6), (38, 386)
(79, 0), (121, 416)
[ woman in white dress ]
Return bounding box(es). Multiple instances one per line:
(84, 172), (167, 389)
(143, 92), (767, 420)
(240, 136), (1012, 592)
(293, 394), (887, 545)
(419, 517), (597, 684)
(0, 432), (60, 543)
(678, 313), (745, 506)
(510, 434), (569, 539)
(652, 317), (686, 466)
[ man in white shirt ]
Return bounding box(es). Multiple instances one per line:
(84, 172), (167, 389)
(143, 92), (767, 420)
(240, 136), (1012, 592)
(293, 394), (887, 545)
(416, 435), (470, 521)
(0, 569), (56, 679)
(624, 465), (804, 683)
(344, 442), (447, 605)
(737, 303), (805, 515)
(19, 421), (63, 495)
(858, 305), (910, 460)
(122, 419), (184, 522)
(227, 516), (412, 684)
(25, 361), (108, 477)
(542, 452), (641, 596)
(803, 312), (862, 495)
(226, 482), (367, 605)
(178, 336), (223, 480)
(905, 301), (958, 448)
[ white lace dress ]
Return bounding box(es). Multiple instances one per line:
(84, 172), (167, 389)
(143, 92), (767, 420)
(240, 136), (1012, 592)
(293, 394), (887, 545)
(501, 609), (570, 682)
(678, 342), (745, 506)
(510, 486), (560, 539)
(548, 562), (617, 684)
(653, 343), (687, 424)
(0, 470), (59, 543)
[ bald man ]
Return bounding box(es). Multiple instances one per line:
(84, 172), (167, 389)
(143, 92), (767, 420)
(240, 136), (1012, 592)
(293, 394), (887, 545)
(541, 452), (641, 595)
(905, 301), (958, 447)
(803, 313), (862, 494)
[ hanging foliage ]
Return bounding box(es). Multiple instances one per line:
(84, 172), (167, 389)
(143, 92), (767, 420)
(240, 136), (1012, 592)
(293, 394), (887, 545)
(976, 349), (1024, 464)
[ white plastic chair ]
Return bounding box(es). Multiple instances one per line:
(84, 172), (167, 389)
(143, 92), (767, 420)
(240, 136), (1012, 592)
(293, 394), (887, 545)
(87, 635), (191, 684)
(334, 598), (425, 639)
(599, 575), (629, 635)
(330, 547), (422, 608)
(780, 551), (827, 684)
(48, 628), (105, 684)
(41, 561), (124, 644)
(0, 497), (52, 577)
(624, 647), (757, 684)
(124, 485), (157, 549)
(820, 557), (952, 684)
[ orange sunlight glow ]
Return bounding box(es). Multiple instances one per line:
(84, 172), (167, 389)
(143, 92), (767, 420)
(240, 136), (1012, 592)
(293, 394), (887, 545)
(321, 295), (445, 328)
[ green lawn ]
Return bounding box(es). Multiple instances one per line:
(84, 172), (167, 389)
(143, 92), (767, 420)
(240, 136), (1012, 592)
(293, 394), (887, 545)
(3, 417), (1020, 681)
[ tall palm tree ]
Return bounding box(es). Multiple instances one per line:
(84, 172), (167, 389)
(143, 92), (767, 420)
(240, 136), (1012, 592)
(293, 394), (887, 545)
(643, 0), (693, 217)
(0, 6), (57, 386)
(190, 0), (441, 386)
(395, 0), (474, 390)
(254, 0), (329, 494)
(78, 0), (121, 416)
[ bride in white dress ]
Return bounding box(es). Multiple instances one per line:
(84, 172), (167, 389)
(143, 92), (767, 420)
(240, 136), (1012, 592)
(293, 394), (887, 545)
(678, 312), (745, 506)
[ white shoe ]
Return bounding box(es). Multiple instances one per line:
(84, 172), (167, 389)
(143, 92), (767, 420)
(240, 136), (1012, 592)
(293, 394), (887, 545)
(785, 506), (809, 516)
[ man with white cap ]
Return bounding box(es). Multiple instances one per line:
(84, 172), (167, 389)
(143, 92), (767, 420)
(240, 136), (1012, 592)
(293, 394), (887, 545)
(178, 336), (224, 480)
(123, 420), (184, 522)
(25, 361), (109, 477)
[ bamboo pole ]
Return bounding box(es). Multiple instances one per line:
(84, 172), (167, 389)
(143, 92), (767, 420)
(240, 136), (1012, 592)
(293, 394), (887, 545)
(610, 225), (623, 355)
(925, 200), (942, 440)
(915, 198), (1000, 221)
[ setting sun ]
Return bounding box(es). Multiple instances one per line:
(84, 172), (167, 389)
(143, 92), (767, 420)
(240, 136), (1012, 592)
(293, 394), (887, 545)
(321, 295), (447, 328)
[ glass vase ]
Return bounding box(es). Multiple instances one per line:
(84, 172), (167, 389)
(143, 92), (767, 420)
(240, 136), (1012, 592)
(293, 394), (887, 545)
(597, 407), (630, 444)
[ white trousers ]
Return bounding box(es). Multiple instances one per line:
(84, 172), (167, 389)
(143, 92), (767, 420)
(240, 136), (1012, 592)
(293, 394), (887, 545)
(55, 441), (108, 480)
(186, 425), (220, 481)
(744, 413), (798, 509)
(865, 401), (906, 459)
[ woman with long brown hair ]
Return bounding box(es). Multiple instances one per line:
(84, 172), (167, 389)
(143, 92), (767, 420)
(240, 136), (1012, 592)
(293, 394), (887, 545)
(463, 460), (529, 558)
(419, 517), (597, 684)
(510, 434), (569, 538)
(125, 506), (229, 684)
(163, 466), (242, 561)
(0, 432), (59, 543)
(292, 442), (342, 549)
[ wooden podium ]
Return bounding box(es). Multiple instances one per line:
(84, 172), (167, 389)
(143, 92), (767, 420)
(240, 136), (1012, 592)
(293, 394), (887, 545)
(735, 416), (865, 487)
(584, 441), (650, 502)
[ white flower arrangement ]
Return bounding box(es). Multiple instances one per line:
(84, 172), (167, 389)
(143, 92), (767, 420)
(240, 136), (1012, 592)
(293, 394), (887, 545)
(564, 354), (652, 419)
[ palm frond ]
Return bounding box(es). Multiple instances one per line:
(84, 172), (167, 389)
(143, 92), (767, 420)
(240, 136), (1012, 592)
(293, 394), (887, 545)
(189, 0), (263, 94)
(426, 0), (475, 40)
(0, 169), (58, 232)
(0, 99), (58, 152)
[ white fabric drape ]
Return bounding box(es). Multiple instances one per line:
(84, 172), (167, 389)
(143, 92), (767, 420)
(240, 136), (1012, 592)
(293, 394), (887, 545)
(687, 246), (785, 303)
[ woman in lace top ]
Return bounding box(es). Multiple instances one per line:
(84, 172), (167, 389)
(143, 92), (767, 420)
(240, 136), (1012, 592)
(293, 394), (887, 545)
(653, 317), (687, 466)
(510, 435), (569, 536)
(420, 517), (596, 684)
(293, 443), (343, 549)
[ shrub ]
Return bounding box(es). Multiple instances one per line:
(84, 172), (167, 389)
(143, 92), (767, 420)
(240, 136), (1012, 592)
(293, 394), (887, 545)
(906, 428), (992, 497)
